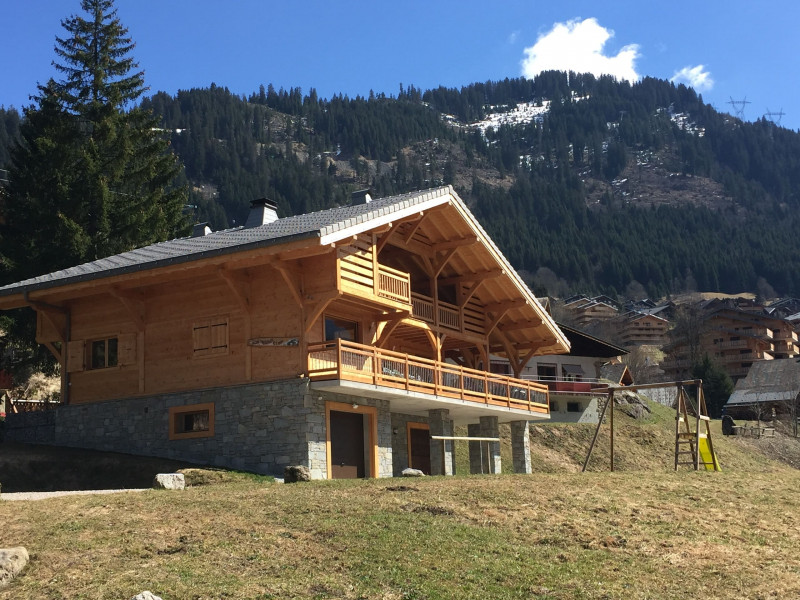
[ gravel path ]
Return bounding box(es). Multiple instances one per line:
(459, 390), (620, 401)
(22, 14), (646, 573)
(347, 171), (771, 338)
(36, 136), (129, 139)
(1, 488), (149, 501)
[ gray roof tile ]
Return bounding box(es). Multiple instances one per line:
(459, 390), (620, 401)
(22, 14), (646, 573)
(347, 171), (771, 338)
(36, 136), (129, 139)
(0, 186), (453, 297)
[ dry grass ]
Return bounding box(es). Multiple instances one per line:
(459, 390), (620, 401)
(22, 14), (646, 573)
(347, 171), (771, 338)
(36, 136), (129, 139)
(3, 470), (800, 599)
(3, 400), (800, 599)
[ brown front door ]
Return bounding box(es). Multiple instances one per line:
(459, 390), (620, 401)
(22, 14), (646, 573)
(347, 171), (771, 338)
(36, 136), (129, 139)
(409, 426), (431, 475)
(330, 410), (365, 479)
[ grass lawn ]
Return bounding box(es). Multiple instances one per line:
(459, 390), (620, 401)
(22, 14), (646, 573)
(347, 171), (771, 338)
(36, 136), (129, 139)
(3, 468), (800, 599)
(3, 399), (800, 599)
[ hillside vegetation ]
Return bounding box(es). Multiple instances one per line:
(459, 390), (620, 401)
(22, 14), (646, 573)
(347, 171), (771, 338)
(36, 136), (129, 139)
(4, 72), (800, 297)
(3, 400), (800, 598)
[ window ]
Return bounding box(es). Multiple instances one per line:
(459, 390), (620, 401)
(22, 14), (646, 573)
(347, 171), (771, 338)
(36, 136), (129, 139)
(490, 361), (510, 374)
(537, 364), (557, 381)
(549, 400), (559, 412)
(325, 316), (358, 342)
(561, 364), (584, 382)
(89, 337), (118, 369)
(169, 403), (215, 440)
(193, 317), (228, 357)
(567, 402), (581, 413)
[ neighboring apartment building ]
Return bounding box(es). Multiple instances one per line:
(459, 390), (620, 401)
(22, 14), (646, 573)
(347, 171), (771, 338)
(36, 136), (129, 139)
(661, 306), (798, 382)
(616, 311), (670, 347)
(0, 186), (570, 479)
(562, 295), (619, 328)
(492, 323), (628, 423)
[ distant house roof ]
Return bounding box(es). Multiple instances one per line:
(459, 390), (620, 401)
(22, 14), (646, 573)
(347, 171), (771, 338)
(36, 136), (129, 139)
(556, 323), (628, 359)
(0, 187), (462, 298)
(599, 363), (634, 386)
(725, 359), (800, 407)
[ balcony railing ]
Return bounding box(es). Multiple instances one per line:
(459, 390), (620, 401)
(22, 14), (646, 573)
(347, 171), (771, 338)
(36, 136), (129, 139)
(410, 292), (485, 336)
(376, 264), (411, 304)
(521, 376), (603, 394)
(308, 339), (549, 414)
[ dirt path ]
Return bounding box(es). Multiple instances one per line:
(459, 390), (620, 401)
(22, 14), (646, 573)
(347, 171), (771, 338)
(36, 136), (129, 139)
(2, 488), (149, 501)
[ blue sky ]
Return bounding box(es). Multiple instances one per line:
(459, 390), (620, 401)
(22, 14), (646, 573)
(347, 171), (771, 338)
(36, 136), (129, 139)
(3, 1), (800, 130)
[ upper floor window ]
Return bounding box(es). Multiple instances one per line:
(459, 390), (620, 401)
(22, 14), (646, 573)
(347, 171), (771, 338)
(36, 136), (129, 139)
(325, 316), (358, 342)
(193, 317), (228, 357)
(89, 337), (118, 369)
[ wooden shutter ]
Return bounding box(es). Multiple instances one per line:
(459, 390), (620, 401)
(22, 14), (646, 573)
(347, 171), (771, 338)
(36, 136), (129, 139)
(67, 340), (85, 373)
(118, 333), (137, 367)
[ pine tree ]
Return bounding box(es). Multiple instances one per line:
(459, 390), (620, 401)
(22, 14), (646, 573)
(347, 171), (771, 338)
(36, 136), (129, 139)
(1, 0), (187, 282)
(0, 0), (188, 381)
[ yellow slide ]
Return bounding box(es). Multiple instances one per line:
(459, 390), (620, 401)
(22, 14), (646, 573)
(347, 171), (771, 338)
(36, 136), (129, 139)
(698, 438), (720, 471)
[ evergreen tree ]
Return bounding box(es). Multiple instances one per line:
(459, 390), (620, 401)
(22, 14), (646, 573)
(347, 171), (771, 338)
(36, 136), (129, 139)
(0, 0), (188, 380)
(692, 355), (734, 418)
(1, 0), (187, 283)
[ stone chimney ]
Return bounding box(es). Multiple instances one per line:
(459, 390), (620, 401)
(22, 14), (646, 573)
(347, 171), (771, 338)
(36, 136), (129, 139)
(245, 197), (279, 228)
(192, 222), (212, 237)
(351, 189), (372, 205)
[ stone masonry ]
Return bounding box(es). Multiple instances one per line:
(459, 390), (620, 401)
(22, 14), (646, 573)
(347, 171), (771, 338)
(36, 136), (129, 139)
(510, 420), (532, 474)
(428, 408), (454, 476)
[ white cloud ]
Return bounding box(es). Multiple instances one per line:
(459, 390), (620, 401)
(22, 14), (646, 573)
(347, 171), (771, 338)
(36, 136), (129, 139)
(521, 18), (640, 82)
(670, 65), (714, 92)
(508, 30), (519, 44)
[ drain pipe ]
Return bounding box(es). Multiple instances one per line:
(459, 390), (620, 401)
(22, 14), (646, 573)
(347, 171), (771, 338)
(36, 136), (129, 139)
(23, 292), (71, 404)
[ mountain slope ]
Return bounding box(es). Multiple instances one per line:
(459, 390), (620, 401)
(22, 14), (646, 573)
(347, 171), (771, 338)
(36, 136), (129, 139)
(5, 71), (800, 297)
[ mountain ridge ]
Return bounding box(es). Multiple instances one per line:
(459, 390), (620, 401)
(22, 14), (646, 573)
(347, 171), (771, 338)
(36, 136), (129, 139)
(3, 71), (800, 298)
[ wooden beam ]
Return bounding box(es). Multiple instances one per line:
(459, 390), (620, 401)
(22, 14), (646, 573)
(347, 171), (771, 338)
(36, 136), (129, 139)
(432, 248), (457, 279)
(376, 313), (408, 347)
(274, 264), (303, 307)
(483, 299), (527, 314)
(498, 319), (543, 333)
(277, 243), (335, 261)
(217, 268), (251, 312)
(438, 268), (503, 287)
(403, 213), (428, 244)
(485, 307), (511, 336)
(42, 341), (62, 361)
(431, 235), (478, 252)
(303, 291), (341, 333)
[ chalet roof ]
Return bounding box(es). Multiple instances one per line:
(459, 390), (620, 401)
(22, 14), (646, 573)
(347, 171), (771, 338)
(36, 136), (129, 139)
(0, 187), (454, 298)
(1, 185), (569, 356)
(725, 359), (800, 407)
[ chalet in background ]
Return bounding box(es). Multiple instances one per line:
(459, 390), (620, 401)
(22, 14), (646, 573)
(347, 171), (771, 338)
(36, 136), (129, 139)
(0, 186), (570, 479)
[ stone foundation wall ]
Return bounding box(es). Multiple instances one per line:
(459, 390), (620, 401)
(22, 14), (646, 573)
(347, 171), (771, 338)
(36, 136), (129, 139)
(4, 410), (56, 444)
(6, 379), (321, 478)
(390, 413), (430, 475)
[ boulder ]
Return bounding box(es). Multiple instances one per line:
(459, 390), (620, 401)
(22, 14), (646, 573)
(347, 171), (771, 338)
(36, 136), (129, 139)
(0, 547), (29, 588)
(402, 468), (425, 477)
(284, 465), (311, 483)
(153, 473), (185, 490)
(131, 592), (163, 600)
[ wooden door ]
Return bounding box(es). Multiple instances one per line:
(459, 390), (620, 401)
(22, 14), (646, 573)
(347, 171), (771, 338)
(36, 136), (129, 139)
(330, 411), (365, 479)
(409, 426), (431, 475)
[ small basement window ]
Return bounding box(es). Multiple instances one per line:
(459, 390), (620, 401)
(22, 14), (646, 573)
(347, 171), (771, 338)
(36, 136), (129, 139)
(89, 337), (118, 369)
(567, 402), (581, 413)
(169, 403), (215, 440)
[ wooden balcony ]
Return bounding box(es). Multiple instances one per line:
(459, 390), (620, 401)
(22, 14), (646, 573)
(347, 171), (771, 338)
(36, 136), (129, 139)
(410, 293), (485, 337)
(337, 236), (411, 308)
(308, 339), (549, 417)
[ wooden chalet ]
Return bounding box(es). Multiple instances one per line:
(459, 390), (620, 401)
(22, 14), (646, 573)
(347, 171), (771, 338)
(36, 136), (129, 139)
(0, 186), (569, 479)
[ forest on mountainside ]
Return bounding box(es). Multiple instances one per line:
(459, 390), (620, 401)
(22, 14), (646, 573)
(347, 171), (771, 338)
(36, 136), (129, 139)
(3, 71), (800, 298)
